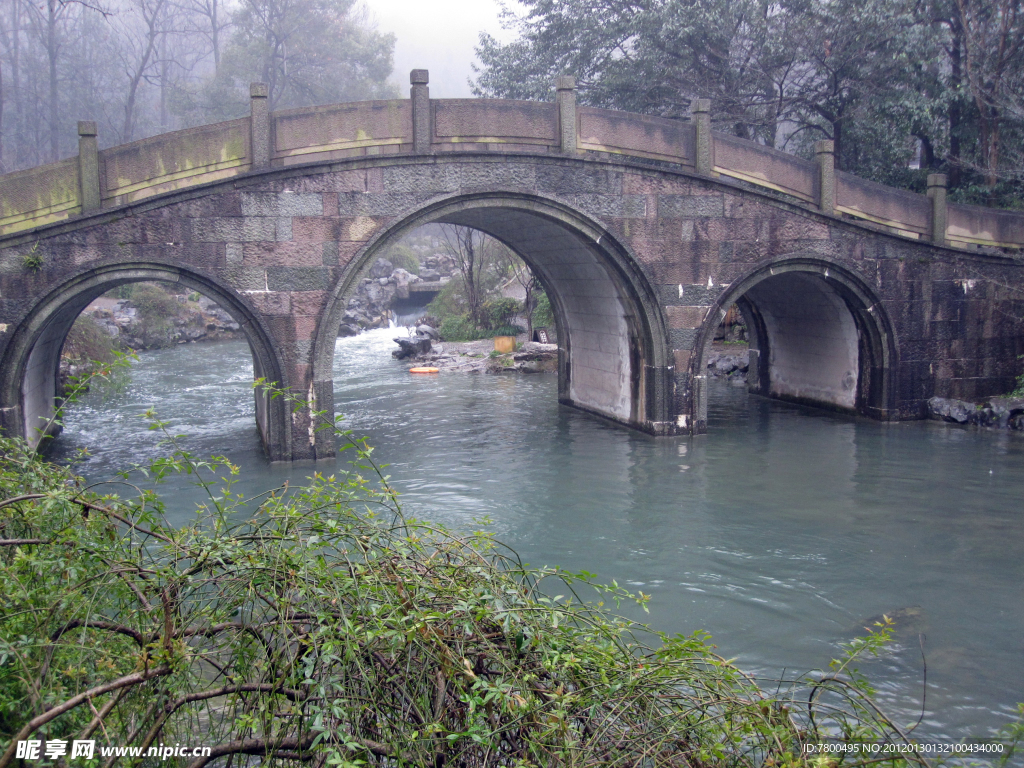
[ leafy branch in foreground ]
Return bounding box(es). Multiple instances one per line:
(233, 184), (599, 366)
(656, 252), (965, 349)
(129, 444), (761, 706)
(0, 375), (1016, 766)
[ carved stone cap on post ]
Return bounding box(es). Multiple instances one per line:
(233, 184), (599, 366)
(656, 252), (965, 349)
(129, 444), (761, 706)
(691, 99), (712, 174)
(410, 69), (431, 154)
(77, 121), (100, 212)
(556, 76), (577, 155)
(250, 82), (271, 169)
(815, 139), (835, 215)
(927, 173), (948, 245)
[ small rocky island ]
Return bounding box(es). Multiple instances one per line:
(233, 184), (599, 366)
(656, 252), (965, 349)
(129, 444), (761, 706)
(392, 328), (559, 374)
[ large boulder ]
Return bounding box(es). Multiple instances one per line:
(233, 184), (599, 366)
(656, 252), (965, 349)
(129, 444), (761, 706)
(927, 396), (976, 424)
(392, 335), (432, 360)
(706, 351), (748, 377)
(369, 258), (394, 279)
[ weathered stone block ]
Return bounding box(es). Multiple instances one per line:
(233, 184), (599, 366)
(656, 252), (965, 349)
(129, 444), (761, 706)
(266, 267), (331, 291)
(240, 192), (323, 217)
(321, 241), (339, 266)
(669, 328), (699, 349)
(666, 305), (710, 329)
(246, 291), (291, 315)
(536, 165), (622, 195)
(382, 165), (461, 193)
(223, 266), (268, 291)
(658, 195), (724, 218)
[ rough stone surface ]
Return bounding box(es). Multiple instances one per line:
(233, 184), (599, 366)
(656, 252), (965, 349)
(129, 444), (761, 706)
(927, 396), (976, 424)
(2, 152), (1023, 461)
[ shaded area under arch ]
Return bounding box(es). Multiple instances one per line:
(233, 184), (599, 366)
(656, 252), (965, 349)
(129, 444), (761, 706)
(312, 194), (677, 458)
(693, 260), (897, 431)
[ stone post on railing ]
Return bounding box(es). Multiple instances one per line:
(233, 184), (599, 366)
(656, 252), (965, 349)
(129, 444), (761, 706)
(556, 76), (577, 155)
(77, 121), (101, 213)
(692, 99), (712, 175)
(815, 140), (835, 215)
(411, 69), (431, 154)
(927, 173), (948, 245)
(250, 83), (271, 169)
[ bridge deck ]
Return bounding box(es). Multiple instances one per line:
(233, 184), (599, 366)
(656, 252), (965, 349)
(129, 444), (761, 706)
(1, 85), (1021, 251)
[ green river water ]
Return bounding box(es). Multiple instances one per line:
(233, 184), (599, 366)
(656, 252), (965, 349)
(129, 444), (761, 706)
(52, 329), (1024, 749)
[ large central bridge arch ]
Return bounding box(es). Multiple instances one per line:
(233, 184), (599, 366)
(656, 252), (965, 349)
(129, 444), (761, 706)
(311, 191), (675, 456)
(0, 262), (291, 458)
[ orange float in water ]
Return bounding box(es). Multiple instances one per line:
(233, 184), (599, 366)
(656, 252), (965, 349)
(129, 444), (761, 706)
(409, 367), (439, 374)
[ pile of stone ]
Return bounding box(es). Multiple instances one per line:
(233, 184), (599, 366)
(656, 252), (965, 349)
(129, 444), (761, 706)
(85, 294), (241, 350)
(391, 336), (558, 374)
(339, 255), (457, 336)
(706, 349), (749, 383)
(392, 325), (439, 360)
(927, 396), (1024, 431)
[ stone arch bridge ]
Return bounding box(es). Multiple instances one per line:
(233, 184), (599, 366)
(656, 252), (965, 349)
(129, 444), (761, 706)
(2, 72), (1023, 461)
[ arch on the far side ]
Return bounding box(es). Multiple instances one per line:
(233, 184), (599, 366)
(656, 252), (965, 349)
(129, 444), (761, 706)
(0, 262), (292, 460)
(691, 257), (899, 432)
(311, 192), (677, 456)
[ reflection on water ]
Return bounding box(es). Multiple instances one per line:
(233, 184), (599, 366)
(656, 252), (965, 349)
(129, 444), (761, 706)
(54, 330), (1024, 743)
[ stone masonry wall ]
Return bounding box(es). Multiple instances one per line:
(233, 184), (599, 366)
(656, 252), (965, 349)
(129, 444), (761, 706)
(2, 152), (1023, 459)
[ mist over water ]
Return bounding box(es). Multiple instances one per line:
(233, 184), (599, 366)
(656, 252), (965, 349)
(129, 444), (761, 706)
(54, 330), (1024, 744)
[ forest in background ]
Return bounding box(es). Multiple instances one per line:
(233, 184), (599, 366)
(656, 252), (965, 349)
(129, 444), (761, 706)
(0, 0), (396, 173)
(475, 0), (1024, 208)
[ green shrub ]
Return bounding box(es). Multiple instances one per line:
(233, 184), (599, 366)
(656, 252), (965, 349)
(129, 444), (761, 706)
(61, 314), (116, 367)
(384, 243), (420, 274)
(438, 314), (522, 341)
(427, 278), (470, 322)
(1012, 371), (1024, 397)
(126, 282), (180, 347)
(532, 290), (555, 328)
(21, 243), (43, 271)
(58, 315), (130, 398)
(438, 314), (487, 341)
(481, 296), (521, 330)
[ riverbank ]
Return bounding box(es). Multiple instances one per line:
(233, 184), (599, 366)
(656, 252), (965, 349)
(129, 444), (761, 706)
(393, 332), (559, 374)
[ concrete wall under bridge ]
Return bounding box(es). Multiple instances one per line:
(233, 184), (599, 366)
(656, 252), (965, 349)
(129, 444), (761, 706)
(2, 72), (1023, 460)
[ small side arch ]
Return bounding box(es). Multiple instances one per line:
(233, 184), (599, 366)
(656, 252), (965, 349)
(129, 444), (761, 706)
(310, 190), (678, 456)
(0, 262), (292, 460)
(690, 256), (899, 432)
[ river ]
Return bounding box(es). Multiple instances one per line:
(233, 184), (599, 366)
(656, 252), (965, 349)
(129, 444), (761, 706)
(53, 329), (1024, 746)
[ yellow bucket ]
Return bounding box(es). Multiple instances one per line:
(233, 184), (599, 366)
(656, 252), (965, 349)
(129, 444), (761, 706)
(493, 336), (516, 354)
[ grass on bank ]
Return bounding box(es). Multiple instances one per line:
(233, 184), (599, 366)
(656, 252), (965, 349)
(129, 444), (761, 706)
(1, 363), (1020, 767)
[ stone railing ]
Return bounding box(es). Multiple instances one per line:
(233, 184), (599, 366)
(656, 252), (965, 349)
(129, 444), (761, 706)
(2, 70), (1022, 251)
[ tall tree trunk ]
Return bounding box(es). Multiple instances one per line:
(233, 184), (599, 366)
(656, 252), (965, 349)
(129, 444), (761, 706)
(11, 0), (23, 169)
(47, 0), (59, 162)
(0, 58), (6, 173)
(211, 0), (220, 74)
(122, 0), (163, 142)
(948, 10), (963, 188)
